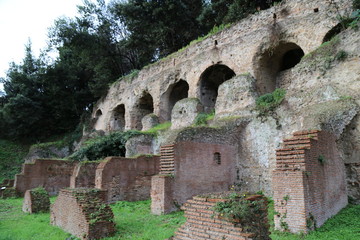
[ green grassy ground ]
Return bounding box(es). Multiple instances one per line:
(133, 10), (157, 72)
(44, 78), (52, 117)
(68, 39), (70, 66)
(0, 197), (359, 240)
(0, 198), (185, 240)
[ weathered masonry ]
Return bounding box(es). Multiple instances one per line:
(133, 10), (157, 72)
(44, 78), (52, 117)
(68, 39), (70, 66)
(273, 130), (347, 233)
(92, 0), (349, 132)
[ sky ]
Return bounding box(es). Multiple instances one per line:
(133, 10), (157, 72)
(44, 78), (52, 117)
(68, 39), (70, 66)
(0, 0), (85, 92)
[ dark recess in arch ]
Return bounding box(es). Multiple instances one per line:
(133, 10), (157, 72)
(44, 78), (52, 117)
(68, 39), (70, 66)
(111, 104), (125, 131)
(164, 80), (189, 121)
(199, 64), (235, 112)
(135, 92), (154, 130)
(322, 23), (343, 43)
(254, 42), (304, 94)
(95, 109), (102, 117)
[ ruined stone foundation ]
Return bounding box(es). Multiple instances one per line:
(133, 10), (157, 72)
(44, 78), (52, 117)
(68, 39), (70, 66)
(51, 188), (116, 240)
(172, 193), (270, 240)
(273, 130), (347, 233)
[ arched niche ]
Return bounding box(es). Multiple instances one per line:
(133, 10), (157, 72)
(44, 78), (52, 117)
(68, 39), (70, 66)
(198, 64), (236, 113)
(110, 104), (125, 131)
(135, 92), (154, 130)
(95, 109), (102, 118)
(254, 42), (304, 94)
(322, 23), (342, 43)
(160, 80), (189, 121)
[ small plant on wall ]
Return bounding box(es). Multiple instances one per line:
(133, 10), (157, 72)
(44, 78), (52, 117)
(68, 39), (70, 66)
(255, 88), (286, 119)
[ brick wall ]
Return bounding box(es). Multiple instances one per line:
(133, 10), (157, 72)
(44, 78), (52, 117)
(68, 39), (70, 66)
(22, 188), (50, 213)
(151, 141), (236, 214)
(15, 159), (75, 196)
(95, 155), (160, 203)
(172, 194), (270, 240)
(70, 162), (99, 188)
(50, 188), (115, 240)
(273, 130), (347, 233)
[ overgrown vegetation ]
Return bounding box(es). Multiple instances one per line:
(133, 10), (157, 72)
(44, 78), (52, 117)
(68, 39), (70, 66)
(142, 121), (171, 134)
(194, 111), (215, 126)
(68, 130), (143, 161)
(0, 140), (28, 182)
(255, 88), (286, 116)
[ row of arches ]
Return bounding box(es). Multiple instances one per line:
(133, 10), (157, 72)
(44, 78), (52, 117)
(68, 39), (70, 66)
(97, 21), (341, 132)
(99, 40), (306, 131)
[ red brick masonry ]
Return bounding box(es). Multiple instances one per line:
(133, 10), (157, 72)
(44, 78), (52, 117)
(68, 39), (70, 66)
(273, 130), (347, 233)
(51, 188), (115, 240)
(95, 155), (160, 203)
(15, 159), (75, 195)
(172, 194), (270, 240)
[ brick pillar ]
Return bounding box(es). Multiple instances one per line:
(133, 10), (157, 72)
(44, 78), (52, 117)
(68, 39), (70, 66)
(151, 175), (175, 214)
(273, 130), (347, 233)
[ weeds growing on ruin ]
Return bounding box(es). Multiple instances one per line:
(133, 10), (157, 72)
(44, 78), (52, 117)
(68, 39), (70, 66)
(255, 88), (286, 117)
(194, 111), (215, 126)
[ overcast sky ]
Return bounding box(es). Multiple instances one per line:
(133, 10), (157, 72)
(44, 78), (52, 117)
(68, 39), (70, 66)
(0, 0), (85, 91)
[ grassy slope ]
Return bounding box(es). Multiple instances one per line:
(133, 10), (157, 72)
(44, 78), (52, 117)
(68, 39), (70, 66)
(0, 140), (28, 183)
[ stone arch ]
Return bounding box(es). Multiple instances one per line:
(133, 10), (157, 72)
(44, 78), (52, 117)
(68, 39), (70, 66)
(110, 104), (125, 131)
(95, 109), (102, 118)
(198, 64), (236, 113)
(322, 23), (342, 43)
(254, 41), (304, 94)
(134, 92), (154, 130)
(160, 80), (189, 121)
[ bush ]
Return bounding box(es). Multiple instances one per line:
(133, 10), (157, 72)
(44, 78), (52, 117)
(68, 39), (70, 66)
(255, 88), (286, 115)
(194, 111), (215, 126)
(69, 130), (143, 161)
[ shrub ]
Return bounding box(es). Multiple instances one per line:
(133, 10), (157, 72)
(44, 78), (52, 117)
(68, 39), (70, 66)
(255, 88), (286, 115)
(194, 111), (215, 126)
(68, 130), (143, 161)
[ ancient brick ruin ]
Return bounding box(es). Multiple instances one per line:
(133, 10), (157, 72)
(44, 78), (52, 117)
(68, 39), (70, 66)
(172, 194), (270, 240)
(51, 188), (115, 240)
(5, 0), (360, 237)
(15, 159), (75, 196)
(95, 155), (160, 203)
(22, 188), (50, 213)
(151, 142), (237, 214)
(70, 162), (99, 188)
(273, 130), (347, 233)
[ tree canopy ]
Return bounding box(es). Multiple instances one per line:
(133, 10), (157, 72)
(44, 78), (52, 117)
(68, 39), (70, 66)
(0, 0), (280, 141)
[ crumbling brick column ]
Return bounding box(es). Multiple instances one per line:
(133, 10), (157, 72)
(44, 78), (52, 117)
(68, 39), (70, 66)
(273, 130), (347, 233)
(50, 188), (115, 240)
(22, 187), (50, 213)
(172, 193), (270, 240)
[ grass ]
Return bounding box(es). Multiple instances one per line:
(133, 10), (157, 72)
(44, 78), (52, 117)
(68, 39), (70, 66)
(142, 121), (171, 134)
(0, 140), (29, 183)
(0, 198), (185, 240)
(269, 200), (360, 240)
(1, 197), (360, 239)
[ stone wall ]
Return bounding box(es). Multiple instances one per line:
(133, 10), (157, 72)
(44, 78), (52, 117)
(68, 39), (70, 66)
(151, 141), (237, 214)
(51, 188), (115, 240)
(95, 155), (160, 203)
(172, 194), (269, 240)
(92, 0), (347, 132)
(273, 130), (347, 233)
(22, 188), (50, 213)
(15, 159), (75, 196)
(70, 162), (99, 188)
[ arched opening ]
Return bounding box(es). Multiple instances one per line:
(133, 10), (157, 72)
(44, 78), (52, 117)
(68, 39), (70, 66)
(135, 92), (154, 130)
(322, 23), (342, 43)
(254, 42), (304, 94)
(199, 64), (236, 112)
(95, 109), (102, 118)
(110, 104), (125, 131)
(161, 80), (189, 121)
